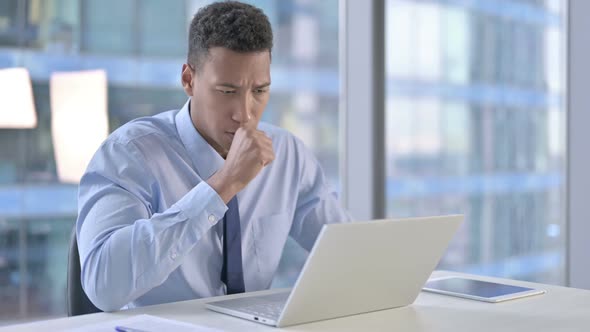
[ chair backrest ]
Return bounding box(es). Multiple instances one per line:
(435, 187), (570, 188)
(67, 226), (102, 316)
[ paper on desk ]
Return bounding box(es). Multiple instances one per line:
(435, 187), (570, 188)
(63, 314), (223, 332)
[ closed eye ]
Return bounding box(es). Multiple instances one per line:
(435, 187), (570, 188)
(218, 89), (236, 94)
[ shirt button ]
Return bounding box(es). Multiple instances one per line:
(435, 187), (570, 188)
(208, 214), (216, 223)
(170, 251), (178, 260)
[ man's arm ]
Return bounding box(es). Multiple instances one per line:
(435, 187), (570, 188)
(77, 140), (228, 312)
(289, 138), (353, 251)
(78, 124), (274, 311)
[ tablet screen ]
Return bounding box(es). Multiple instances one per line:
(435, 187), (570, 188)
(424, 277), (535, 298)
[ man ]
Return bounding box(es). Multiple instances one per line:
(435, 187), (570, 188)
(76, 1), (351, 312)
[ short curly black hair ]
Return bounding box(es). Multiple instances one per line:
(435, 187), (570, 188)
(187, 1), (273, 71)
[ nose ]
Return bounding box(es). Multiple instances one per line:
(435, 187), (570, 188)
(231, 94), (252, 125)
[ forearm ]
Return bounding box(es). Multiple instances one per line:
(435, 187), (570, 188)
(78, 181), (227, 311)
(206, 169), (243, 204)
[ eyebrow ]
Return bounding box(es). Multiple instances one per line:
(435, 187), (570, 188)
(216, 82), (271, 89)
(255, 82), (271, 89)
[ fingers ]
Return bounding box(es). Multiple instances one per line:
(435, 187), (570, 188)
(240, 127), (272, 147)
(251, 130), (274, 166)
(260, 147), (275, 166)
(232, 126), (274, 166)
(255, 133), (274, 166)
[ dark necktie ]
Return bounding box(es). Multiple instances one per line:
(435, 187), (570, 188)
(221, 196), (245, 294)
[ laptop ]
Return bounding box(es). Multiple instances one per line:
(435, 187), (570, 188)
(206, 215), (463, 327)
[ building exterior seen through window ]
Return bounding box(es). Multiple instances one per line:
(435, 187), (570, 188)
(386, 0), (566, 285)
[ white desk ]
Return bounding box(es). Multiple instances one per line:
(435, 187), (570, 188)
(2, 271), (589, 332)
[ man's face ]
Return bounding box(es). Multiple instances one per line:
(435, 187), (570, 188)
(181, 47), (271, 158)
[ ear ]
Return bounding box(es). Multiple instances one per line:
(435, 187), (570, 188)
(181, 64), (194, 96)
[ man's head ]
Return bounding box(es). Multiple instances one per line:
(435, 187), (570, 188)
(181, 1), (273, 158)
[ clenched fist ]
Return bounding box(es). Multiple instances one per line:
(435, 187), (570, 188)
(207, 123), (275, 203)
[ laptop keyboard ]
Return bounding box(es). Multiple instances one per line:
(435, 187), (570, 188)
(236, 301), (285, 319)
(210, 291), (290, 321)
(215, 292), (290, 320)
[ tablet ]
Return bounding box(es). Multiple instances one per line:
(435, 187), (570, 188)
(422, 276), (546, 303)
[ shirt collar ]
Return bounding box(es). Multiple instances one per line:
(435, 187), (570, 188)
(175, 98), (225, 181)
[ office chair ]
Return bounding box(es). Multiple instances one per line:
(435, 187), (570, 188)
(67, 226), (102, 316)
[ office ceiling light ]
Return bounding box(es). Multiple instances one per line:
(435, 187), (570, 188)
(0, 67), (38, 128)
(50, 70), (109, 183)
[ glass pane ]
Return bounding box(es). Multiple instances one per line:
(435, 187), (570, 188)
(0, 0), (82, 52)
(138, 0), (186, 57)
(0, 0), (340, 323)
(0, 219), (20, 321)
(25, 218), (74, 318)
(81, 0), (134, 55)
(0, 0), (20, 47)
(385, 0), (567, 285)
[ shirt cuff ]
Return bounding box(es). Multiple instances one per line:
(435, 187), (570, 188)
(172, 181), (228, 227)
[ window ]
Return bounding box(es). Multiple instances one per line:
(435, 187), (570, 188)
(385, 0), (567, 284)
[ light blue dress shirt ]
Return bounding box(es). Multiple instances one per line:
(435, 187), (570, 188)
(76, 100), (352, 311)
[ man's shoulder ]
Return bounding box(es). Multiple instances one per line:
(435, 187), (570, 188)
(106, 109), (179, 147)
